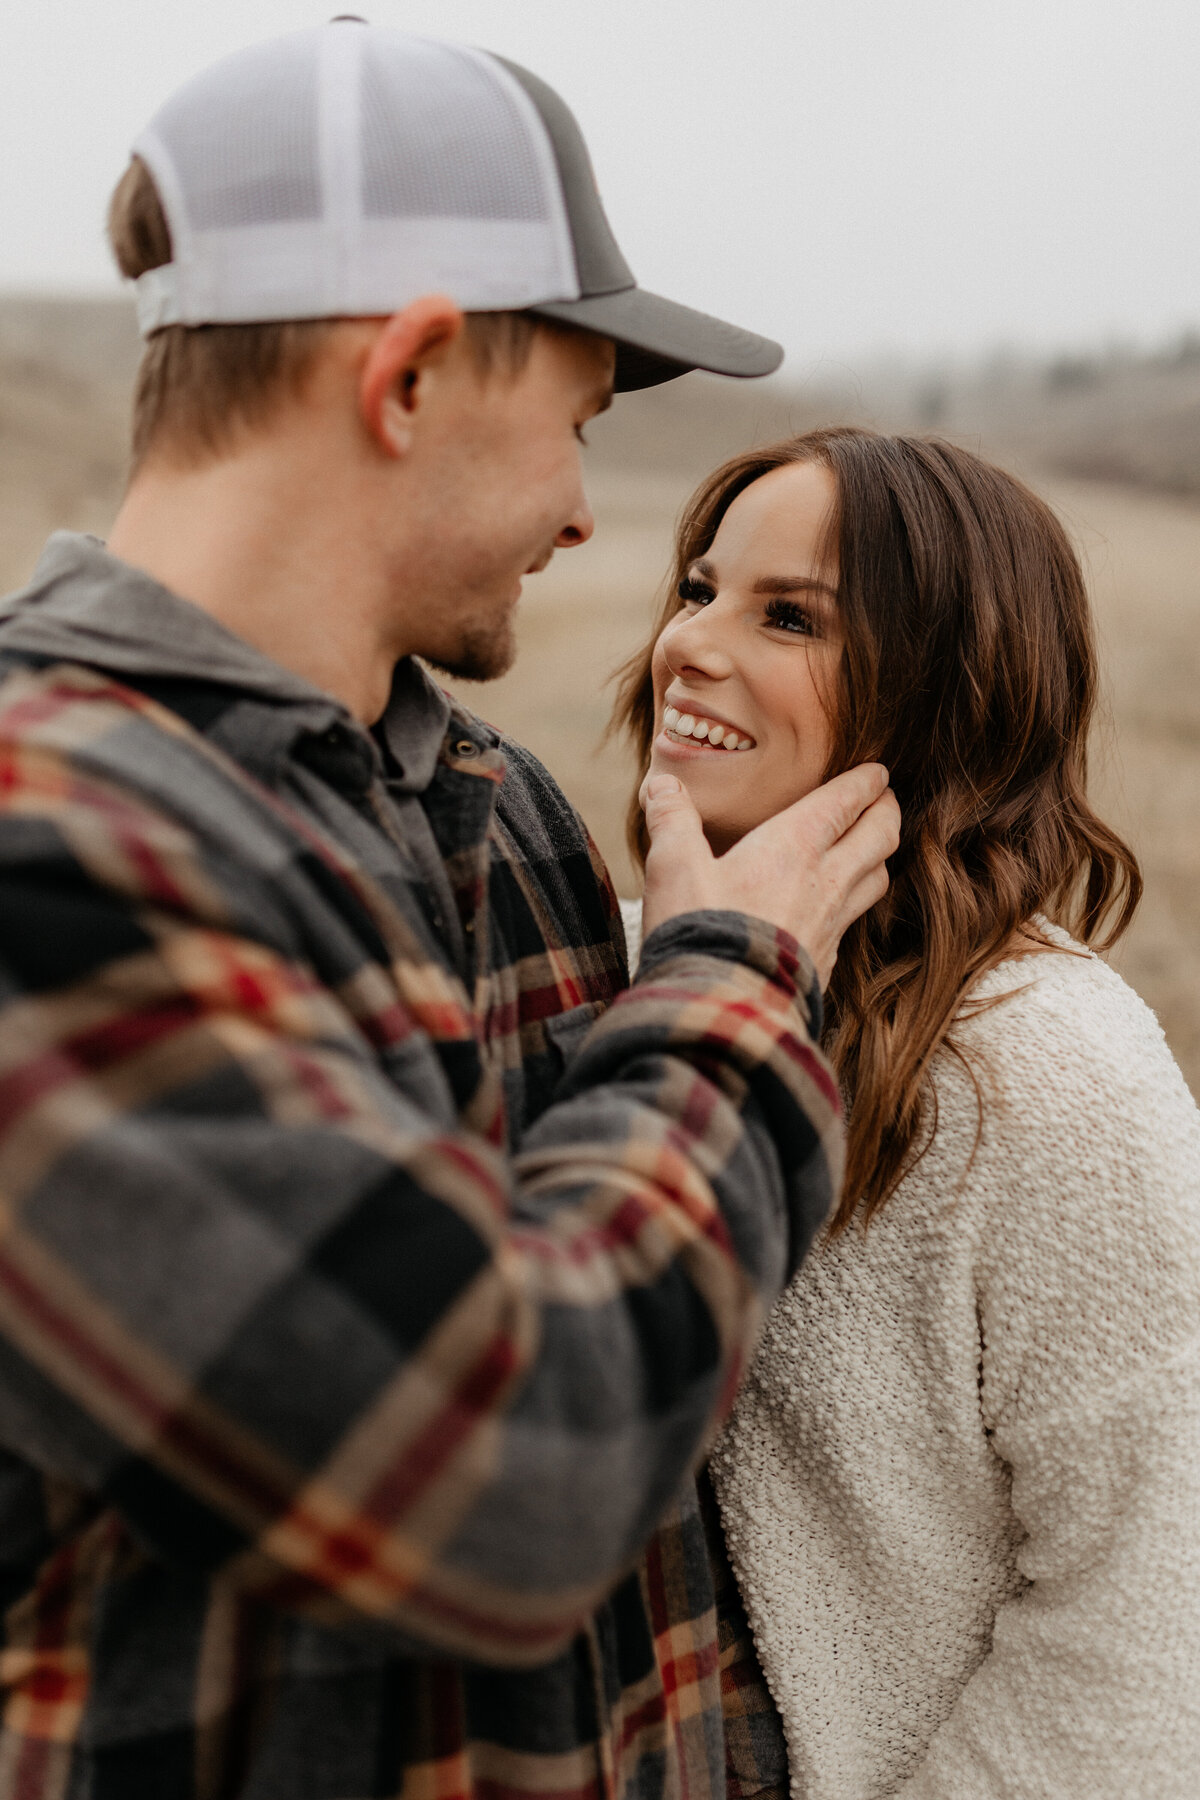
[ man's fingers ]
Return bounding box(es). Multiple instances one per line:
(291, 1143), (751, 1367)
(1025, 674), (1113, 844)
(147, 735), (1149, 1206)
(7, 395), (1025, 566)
(637, 765), (897, 955)
(822, 786), (901, 894)
(773, 762), (892, 854)
(640, 775), (715, 937)
(839, 858), (894, 934)
(641, 773), (707, 855)
(817, 796), (899, 974)
(840, 786), (901, 866)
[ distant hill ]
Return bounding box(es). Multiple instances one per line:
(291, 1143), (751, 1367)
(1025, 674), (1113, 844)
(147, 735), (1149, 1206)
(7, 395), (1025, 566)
(0, 298), (138, 588)
(589, 336), (1200, 500)
(895, 343), (1200, 498)
(2, 293), (1199, 593)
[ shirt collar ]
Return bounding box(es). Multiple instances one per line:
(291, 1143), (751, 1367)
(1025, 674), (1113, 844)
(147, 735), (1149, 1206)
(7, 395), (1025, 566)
(1, 532), (460, 798)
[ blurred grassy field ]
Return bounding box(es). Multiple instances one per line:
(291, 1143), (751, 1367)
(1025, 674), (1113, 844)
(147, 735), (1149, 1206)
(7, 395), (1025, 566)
(2, 299), (1197, 1095)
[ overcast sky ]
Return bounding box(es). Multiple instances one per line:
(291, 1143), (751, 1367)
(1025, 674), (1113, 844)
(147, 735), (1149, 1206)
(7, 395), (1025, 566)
(3, 0), (1198, 372)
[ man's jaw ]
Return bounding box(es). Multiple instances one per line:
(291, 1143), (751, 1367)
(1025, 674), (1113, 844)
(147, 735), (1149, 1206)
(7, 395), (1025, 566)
(425, 603), (520, 684)
(424, 548), (555, 684)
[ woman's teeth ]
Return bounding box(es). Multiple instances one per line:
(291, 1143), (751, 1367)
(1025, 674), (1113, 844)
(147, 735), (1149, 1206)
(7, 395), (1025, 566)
(662, 706), (753, 750)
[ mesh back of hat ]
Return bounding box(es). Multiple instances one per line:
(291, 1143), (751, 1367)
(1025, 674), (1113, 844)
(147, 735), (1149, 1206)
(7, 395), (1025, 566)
(133, 23), (580, 332)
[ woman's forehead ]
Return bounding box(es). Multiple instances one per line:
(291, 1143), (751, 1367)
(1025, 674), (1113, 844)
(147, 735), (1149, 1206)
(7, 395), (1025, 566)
(707, 461), (838, 576)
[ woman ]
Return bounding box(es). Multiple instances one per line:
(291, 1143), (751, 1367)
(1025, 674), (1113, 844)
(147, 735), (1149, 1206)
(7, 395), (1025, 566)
(614, 429), (1200, 1799)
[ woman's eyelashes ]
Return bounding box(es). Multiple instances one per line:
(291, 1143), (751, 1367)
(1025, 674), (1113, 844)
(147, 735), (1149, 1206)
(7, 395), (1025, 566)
(675, 574), (820, 638)
(764, 596), (819, 637)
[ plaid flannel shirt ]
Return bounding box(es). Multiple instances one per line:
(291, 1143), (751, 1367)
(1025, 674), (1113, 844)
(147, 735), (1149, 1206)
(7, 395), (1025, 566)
(0, 535), (830, 1800)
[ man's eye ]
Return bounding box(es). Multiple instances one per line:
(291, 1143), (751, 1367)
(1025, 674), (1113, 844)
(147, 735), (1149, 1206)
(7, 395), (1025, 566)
(677, 576), (714, 605)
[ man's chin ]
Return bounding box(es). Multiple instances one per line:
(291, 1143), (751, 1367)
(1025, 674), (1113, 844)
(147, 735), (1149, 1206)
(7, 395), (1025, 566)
(425, 625), (517, 685)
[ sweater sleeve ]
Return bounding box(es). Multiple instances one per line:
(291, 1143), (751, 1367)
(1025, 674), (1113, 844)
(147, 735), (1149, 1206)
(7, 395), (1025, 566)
(618, 896), (643, 974)
(896, 965), (1200, 1800)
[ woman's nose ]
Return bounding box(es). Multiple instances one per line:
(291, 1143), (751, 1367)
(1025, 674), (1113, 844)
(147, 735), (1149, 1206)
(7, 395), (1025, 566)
(661, 605), (736, 680)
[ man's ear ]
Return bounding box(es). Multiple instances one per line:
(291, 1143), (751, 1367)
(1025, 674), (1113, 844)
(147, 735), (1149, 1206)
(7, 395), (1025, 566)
(359, 296), (465, 459)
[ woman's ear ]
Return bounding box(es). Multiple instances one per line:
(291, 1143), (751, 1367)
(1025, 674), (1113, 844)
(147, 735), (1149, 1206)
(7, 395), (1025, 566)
(359, 295), (465, 458)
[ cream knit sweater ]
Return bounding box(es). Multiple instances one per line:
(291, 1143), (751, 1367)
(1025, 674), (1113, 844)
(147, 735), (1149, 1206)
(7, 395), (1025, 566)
(708, 925), (1200, 1799)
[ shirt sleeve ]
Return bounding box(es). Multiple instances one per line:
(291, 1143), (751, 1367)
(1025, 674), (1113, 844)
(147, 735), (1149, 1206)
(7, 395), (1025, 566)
(895, 979), (1200, 1800)
(0, 747), (840, 1670)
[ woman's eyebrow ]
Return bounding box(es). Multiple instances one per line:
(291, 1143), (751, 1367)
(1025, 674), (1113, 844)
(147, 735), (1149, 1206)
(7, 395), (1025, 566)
(752, 574), (839, 601)
(687, 560), (839, 608)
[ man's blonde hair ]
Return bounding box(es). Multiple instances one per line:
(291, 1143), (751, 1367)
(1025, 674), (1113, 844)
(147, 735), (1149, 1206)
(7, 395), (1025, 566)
(108, 157), (542, 471)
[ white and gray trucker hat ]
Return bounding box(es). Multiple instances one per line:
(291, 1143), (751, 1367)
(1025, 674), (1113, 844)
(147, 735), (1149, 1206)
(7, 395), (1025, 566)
(130, 17), (782, 391)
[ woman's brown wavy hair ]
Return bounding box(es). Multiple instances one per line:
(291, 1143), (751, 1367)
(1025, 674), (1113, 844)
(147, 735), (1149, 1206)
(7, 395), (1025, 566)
(613, 427), (1142, 1232)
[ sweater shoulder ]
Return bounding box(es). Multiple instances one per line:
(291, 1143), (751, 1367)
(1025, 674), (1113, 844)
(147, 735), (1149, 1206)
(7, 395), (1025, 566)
(945, 927), (1196, 1150)
(930, 933), (1200, 1397)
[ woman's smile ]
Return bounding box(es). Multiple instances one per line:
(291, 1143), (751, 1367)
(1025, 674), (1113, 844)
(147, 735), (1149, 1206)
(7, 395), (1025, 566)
(648, 460), (843, 851)
(660, 697), (757, 753)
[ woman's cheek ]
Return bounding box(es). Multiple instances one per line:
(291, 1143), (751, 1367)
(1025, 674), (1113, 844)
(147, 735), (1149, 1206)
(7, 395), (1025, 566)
(648, 634), (673, 703)
(686, 758), (772, 844)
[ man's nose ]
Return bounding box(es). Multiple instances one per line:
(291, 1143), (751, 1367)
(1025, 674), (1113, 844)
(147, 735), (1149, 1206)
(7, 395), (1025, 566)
(555, 491), (595, 548)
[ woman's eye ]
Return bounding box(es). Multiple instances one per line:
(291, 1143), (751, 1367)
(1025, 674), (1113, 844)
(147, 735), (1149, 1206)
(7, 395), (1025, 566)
(765, 597), (818, 637)
(677, 576), (715, 606)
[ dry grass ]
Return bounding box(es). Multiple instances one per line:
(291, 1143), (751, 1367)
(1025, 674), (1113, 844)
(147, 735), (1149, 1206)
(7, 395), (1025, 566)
(2, 299), (1196, 1096)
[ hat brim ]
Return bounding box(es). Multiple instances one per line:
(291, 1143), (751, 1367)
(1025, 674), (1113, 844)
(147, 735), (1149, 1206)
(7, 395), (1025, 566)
(530, 285), (783, 391)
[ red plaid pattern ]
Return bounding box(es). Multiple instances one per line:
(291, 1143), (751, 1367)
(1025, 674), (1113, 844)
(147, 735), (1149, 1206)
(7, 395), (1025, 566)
(0, 534), (839, 1799)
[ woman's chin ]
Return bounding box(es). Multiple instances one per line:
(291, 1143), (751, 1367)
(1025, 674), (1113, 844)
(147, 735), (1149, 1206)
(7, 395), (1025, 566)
(651, 735), (755, 787)
(647, 737), (772, 858)
(643, 764), (746, 854)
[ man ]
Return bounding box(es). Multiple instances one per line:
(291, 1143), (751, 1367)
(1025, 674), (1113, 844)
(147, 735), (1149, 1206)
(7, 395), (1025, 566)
(0, 22), (897, 1800)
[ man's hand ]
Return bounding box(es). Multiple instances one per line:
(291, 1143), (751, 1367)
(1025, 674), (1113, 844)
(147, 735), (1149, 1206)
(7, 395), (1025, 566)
(640, 764), (900, 990)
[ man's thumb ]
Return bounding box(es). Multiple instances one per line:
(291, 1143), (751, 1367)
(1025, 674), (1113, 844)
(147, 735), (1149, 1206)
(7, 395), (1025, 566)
(641, 773), (703, 850)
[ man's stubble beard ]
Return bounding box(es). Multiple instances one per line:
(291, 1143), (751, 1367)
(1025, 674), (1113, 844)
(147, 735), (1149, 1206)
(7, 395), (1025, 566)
(425, 613), (518, 684)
